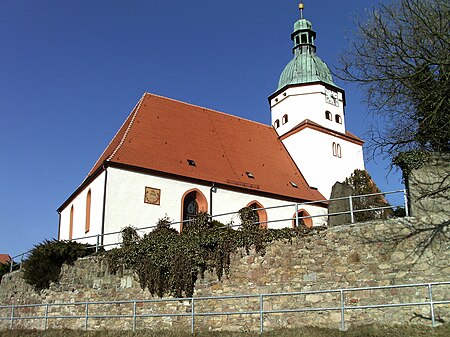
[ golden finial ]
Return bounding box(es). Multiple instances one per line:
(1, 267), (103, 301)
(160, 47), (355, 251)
(299, 2), (304, 19)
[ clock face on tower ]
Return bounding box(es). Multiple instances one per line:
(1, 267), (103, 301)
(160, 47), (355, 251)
(325, 89), (339, 106)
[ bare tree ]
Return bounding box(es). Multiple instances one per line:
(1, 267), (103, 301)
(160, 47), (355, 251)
(336, 0), (450, 256)
(336, 0), (450, 160)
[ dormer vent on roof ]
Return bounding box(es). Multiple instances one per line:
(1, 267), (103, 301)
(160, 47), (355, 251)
(187, 159), (196, 167)
(246, 172), (255, 179)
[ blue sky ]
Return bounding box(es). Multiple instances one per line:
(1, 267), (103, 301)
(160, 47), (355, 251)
(0, 0), (404, 258)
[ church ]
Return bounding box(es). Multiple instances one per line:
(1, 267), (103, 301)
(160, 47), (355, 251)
(57, 4), (364, 247)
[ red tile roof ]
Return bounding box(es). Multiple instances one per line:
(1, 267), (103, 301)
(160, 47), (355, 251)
(0, 254), (11, 265)
(86, 93), (324, 202)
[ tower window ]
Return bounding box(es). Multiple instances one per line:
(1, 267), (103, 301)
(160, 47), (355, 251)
(282, 114), (288, 124)
(332, 142), (342, 158)
(301, 33), (308, 44)
(295, 36), (300, 44)
(274, 119), (280, 129)
(335, 114), (342, 124)
(325, 111), (332, 120)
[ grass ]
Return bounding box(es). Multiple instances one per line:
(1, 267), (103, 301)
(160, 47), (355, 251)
(1, 324), (449, 337)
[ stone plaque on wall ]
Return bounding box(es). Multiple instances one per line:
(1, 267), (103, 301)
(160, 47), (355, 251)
(144, 187), (161, 205)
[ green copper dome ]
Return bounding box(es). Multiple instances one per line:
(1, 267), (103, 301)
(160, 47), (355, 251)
(278, 53), (334, 89)
(277, 17), (336, 90)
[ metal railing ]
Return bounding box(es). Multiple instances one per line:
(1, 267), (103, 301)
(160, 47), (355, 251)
(1, 281), (448, 333)
(7, 189), (408, 273)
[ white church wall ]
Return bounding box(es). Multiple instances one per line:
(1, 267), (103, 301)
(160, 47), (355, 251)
(59, 171), (106, 246)
(271, 85), (345, 136)
(282, 128), (364, 199)
(101, 167), (327, 247)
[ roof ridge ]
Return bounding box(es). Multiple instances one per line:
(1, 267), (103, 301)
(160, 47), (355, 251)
(107, 93), (145, 162)
(143, 92), (271, 129)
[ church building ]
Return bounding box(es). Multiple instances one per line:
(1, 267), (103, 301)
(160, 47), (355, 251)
(58, 4), (364, 247)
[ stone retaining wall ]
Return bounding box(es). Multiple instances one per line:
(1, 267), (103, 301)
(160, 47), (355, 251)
(1, 217), (449, 332)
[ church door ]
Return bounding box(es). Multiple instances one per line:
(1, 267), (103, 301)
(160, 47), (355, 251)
(183, 191), (199, 222)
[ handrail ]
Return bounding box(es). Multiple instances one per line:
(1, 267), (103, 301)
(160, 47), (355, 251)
(0, 281), (448, 333)
(6, 189), (408, 273)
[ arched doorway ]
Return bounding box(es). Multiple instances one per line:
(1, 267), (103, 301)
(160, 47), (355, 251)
(181, 189), (208, 231)
(292, 209), (313, 229)
(246, 201), (268, 229)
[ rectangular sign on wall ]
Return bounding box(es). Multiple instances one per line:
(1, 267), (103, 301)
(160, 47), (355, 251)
(144, 187), (161, 205)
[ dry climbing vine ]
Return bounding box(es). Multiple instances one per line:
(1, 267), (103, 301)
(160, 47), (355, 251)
(104, 208), (316, 298)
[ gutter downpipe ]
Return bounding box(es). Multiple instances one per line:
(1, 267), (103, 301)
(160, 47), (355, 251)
(57, 210), (61, 241)
(100, 164), (108, 247)
(209, 183), (217, 219)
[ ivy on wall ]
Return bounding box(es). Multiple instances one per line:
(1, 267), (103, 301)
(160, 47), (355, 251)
(105, 209), (317, 298)
(393, 150), (430, 178)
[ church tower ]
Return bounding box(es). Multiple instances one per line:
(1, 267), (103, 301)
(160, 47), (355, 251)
(269, 2), (365, 198)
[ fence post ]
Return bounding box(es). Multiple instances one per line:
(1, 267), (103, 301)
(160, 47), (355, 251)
(20, 253), (24, 270)
(44, 304), (49, 330)
(428, 284), (436, 327)
(295, 204), (299, 228)
(10, 305), (14, 330)
(133, 301), (137, 332)
(191, 298), (195, 334)
(85, 303), (89, 331)
(9, 260), (13, 273)
(259, 294), (264, 334)
(96, 235), (100, 253)
(340, 290), (345, 331)
(403, 189), (410, 217)
(348, 196), (354, 223)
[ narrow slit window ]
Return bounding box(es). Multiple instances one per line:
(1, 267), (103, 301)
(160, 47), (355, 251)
(325, 111), (332, 120)
(282, 114), (288, 124)
(274, 119), (280, 129)
(85, 190), (91, 233)
(335, 114), (342, 124)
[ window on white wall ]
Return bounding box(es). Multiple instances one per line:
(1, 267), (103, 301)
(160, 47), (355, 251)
(274, 119), (280, 128)
(332, 142), (342, 158)
(325, 111), (332, 120)
(85, 190), (91, 233)
(282, 114), (288, 124)
(335, 114), (342, 124)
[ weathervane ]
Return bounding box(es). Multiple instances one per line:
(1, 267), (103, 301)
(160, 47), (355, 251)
(299, 1), (304, 19)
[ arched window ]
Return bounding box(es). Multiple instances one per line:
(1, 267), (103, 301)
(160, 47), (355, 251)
(181, 189), (208, 231)
(325, 111), (332, 120)
(282, 114), (288, 124)
(274, 119), (280, 129)
(332, 142), (342, 158)
(85, 189), (91, 233)
(246, 201), (268, 229)
(335, 114), (342, 124)
(69, 205), (74, 240)
(292, 209), (313, 228)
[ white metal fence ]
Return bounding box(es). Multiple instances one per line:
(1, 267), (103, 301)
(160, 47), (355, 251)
(7, 189), (408, 273)
(1, 281), (448, 333)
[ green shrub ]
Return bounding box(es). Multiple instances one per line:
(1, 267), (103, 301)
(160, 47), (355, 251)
(22, 240), (96, 290)
(0, 262), (11, 283)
